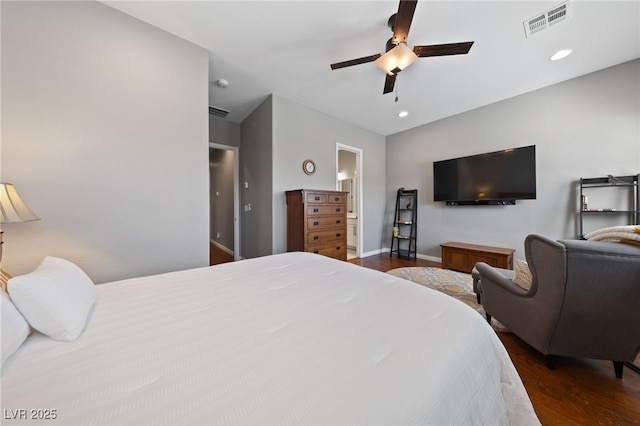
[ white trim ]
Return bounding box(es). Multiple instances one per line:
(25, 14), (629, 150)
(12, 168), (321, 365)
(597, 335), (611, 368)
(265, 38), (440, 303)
(417, 254), (442, 263)
(378, 248), (441, 263)
(336, 143), (364, 259)
(210, 239), (234, 256)
(209, 142), (240, 261)
(360, 248), (385, 258)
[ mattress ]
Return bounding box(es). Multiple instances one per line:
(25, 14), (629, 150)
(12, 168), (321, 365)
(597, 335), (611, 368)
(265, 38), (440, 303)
(1, 252), (539, 425)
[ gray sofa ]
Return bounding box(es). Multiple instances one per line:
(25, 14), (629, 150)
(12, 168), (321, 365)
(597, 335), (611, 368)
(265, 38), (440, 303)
(475, 234), (640, 378)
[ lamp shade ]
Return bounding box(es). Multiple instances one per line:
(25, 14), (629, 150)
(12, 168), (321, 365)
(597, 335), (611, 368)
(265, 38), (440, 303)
(374, 43), (418, 75)
(0, 183), (40, 224)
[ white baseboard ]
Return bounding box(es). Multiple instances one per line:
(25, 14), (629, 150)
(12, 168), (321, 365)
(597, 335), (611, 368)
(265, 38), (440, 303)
(360, 247), (441, 264)
(360, 248), (385, 258)
(210, 240), (233, 256)
(417, 253), (442, 263)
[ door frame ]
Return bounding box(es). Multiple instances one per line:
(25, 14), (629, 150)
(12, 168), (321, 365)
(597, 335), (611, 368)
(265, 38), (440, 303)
(336, 143), (363, 258)
(209, 142), (240, 260)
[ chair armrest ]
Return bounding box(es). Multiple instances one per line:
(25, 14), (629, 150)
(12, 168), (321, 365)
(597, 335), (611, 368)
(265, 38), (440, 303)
(475, 262), (528, 297)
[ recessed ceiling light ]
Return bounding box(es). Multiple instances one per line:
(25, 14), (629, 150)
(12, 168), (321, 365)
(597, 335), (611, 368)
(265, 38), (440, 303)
(398, 111), (409, 118)
(550, 49), (572, 61)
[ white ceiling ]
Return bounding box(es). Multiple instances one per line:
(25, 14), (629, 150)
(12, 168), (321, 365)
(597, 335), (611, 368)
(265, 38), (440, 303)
(103, 1), (639, 136)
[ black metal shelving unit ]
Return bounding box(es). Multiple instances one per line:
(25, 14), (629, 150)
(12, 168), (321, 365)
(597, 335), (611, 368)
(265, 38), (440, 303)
(579, 174), (639, 238)
(390, 188), (417, 260)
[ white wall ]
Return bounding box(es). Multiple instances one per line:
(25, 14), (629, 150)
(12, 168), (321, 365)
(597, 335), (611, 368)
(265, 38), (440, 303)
(1, 1), (210, 283)
(272, 95), (386, 255)
(386, 59), (640, 262)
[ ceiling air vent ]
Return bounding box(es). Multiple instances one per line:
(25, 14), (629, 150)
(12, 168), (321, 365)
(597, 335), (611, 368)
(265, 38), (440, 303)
(208, 105), (230, 118)
(524, 1), (572, 38)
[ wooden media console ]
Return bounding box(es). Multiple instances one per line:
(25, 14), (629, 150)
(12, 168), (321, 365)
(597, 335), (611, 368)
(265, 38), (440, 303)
(441, 242), (514, 274)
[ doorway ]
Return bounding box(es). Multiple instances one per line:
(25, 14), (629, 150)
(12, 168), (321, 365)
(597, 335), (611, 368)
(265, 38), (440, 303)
(209, 143), (240, 263)
(336, 144), (363, 259)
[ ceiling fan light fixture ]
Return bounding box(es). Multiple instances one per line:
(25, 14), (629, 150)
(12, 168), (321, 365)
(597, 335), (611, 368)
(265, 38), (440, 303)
(374, 43), (418, 75)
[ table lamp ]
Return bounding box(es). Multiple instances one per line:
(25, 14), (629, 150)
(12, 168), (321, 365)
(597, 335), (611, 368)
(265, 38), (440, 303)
(0, 183), (40, 289)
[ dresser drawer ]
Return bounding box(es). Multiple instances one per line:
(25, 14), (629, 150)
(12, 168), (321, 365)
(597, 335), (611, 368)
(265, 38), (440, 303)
(306, 193), (328, 204)
(307, 216), (345, 230)
(327, 193), (346, 204)
(307, 205), (345, 216)
(307, 229), (345, 245)
(307, 242), (346, 260)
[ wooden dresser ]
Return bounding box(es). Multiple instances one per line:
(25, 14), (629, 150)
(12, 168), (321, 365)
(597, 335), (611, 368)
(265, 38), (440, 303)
(441, 242), (514, 274)
(286, 189), (348, 261)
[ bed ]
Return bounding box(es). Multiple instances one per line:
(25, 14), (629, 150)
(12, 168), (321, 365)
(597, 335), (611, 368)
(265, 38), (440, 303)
(1, 252), (539, 425)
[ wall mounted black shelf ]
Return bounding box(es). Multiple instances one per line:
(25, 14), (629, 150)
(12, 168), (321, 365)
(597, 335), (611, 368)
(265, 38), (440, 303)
(579, 174), (639, 238)
(390, 189), (417, 260)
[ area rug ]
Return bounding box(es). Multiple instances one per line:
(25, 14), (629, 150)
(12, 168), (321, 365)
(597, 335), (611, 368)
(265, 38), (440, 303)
(387, 267), (508, 332)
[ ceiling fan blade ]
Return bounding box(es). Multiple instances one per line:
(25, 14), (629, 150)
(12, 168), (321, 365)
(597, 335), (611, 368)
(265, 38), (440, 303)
(391, 0), (418, 44)
(413, 41), (474, 57)
(330, 54), (382, 70)
(383, 74), (396, 94)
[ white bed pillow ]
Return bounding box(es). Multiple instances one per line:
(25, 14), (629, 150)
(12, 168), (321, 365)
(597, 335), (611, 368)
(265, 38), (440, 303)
(1, 290), (32, 366)
(8, 257), (96, 341)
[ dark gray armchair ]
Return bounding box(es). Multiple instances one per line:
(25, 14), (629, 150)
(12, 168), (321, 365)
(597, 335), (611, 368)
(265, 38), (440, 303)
(476, 234), (640, 378)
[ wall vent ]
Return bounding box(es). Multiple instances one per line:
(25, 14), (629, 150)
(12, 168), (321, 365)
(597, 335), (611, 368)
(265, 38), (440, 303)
(524, 1), (572, 38)
(209, 105), (230, 118)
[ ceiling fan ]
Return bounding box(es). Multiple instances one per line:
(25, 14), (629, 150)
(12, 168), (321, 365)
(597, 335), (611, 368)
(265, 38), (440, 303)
(330, 0), (474, 95)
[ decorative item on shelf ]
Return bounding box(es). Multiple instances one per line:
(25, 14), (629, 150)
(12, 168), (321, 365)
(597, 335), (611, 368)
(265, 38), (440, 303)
(607, 175), (626, 185)
(302, 159), (316, 175)
(0, 183), (40, 290)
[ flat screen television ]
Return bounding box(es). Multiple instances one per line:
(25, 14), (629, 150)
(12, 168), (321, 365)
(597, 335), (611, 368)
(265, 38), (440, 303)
(433, 145), (536, 205)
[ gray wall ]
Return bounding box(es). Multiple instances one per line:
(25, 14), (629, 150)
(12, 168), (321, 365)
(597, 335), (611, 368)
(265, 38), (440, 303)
(209, 115), (241, 148)
(209, 148), (235, 251)
(209, 115), (241, 253)
(1, 1), (210, 282)
(240, 96), (274, 259)
(386, 59), (640, 262)
(272, 95), (386, 256)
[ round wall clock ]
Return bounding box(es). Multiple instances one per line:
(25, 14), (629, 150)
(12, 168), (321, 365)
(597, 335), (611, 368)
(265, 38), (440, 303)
(302, 159), (316, 175)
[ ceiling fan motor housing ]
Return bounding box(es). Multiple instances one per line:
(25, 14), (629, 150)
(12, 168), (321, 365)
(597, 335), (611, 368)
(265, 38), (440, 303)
(386, 38), (399, 52)
(387, 13), (397, 31)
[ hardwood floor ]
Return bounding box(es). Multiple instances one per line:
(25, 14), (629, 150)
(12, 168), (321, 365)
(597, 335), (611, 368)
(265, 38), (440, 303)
(350, 253), (640, 426)
(210, 242), (234, 265)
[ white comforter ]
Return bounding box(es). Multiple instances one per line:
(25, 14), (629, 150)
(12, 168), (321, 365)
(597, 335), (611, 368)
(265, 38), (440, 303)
(1, 252), (538, 425)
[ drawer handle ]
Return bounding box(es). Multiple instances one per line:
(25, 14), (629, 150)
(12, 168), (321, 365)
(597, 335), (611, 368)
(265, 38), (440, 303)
(334, 197), (340, 201)
(313, 250), (319, 254)
(336, 246), (341, 250)
(336, 233), (341, 237)
(313, 221), (319, 226)
(335, 208), (341, 212)
(313, 235), (319, 240)
(314, 196), (320, 200)
(313, 208), (319, 213)
(336, 220), (341, 224)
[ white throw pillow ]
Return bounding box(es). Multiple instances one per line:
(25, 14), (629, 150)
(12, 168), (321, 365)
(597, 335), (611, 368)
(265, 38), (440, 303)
(8, 257), (96, 341)
(1, 290), (32, 366)
(512, 260), (533, 291)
